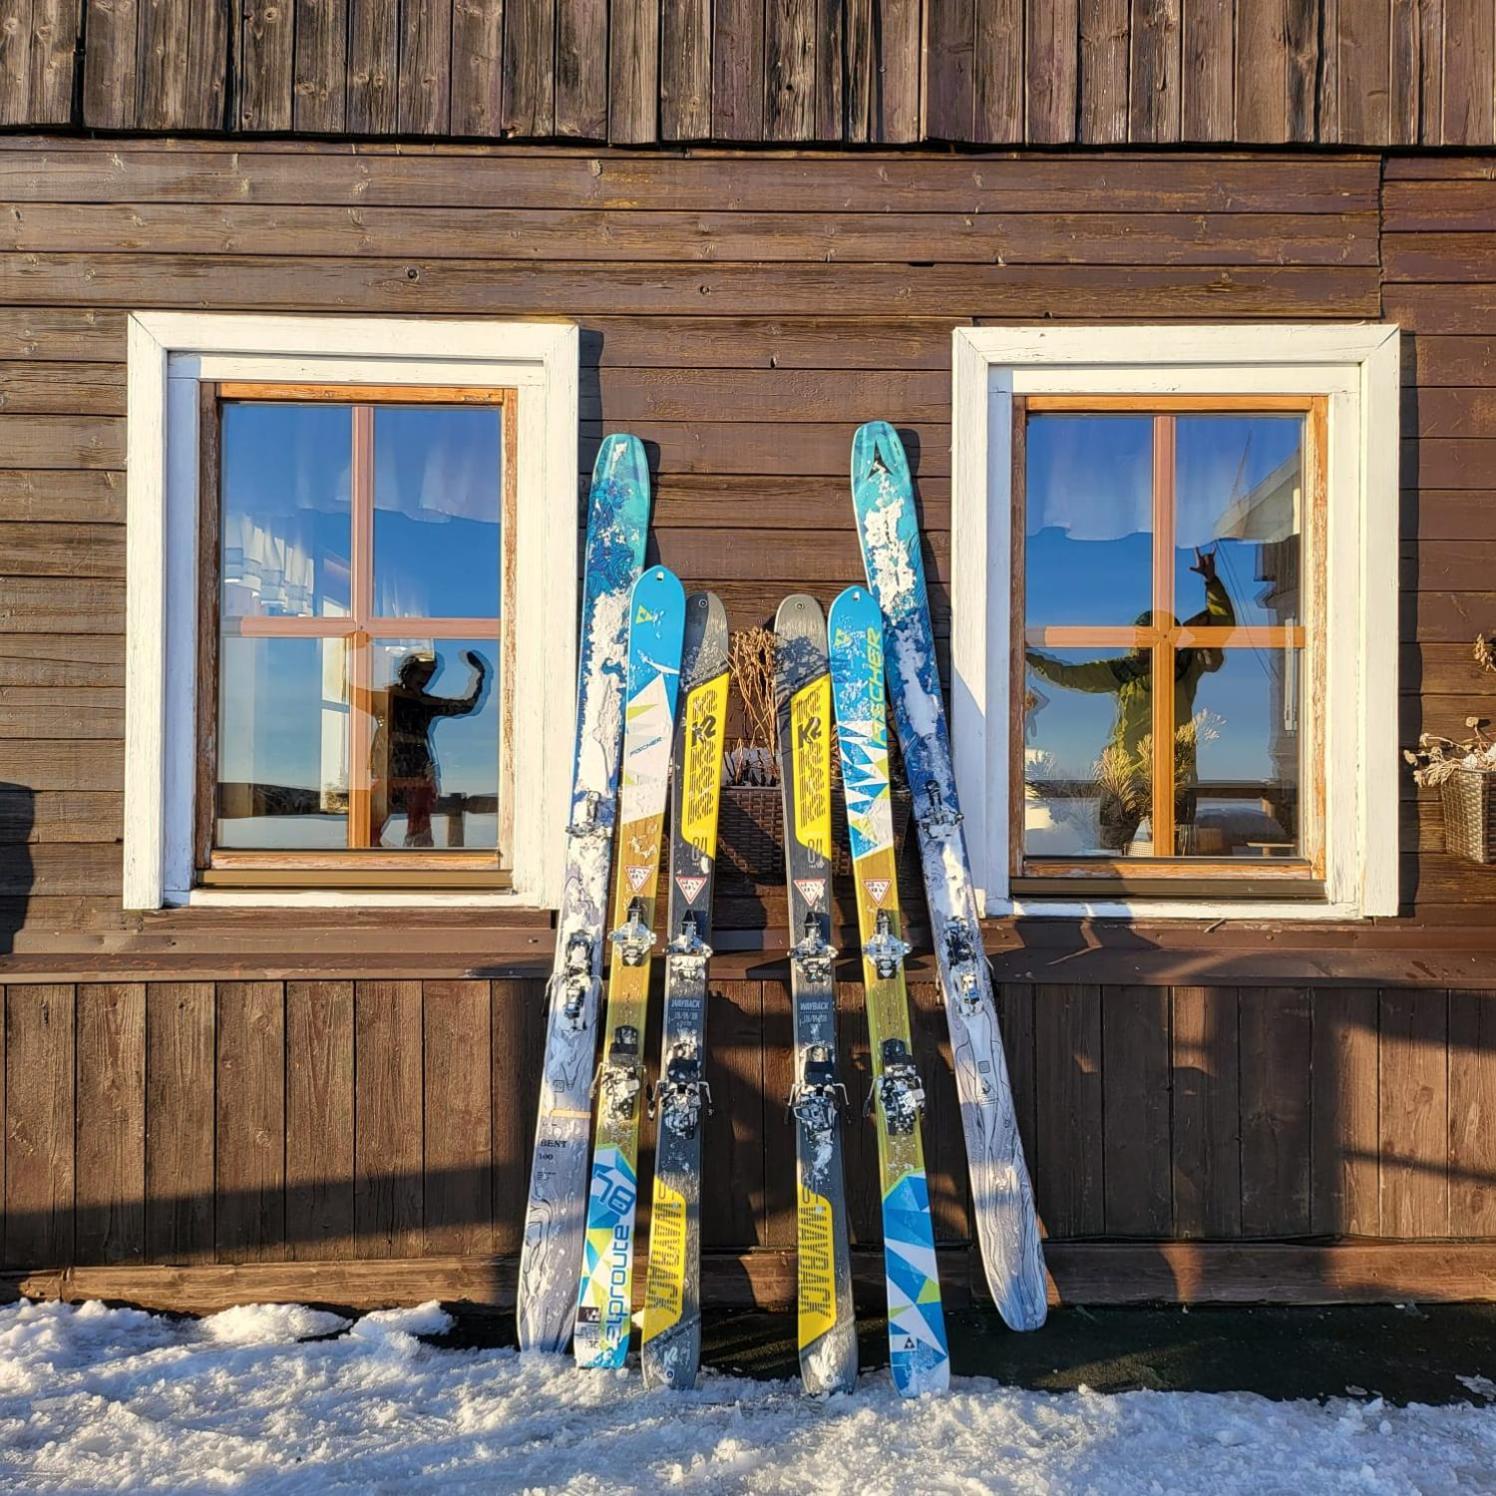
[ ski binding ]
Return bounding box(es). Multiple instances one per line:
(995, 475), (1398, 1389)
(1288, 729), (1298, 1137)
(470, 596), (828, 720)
(665, 909), (712, 975)
(915, 782), (962, 836)
(609, 897), (656, 967)
(652, 1041), (712, 1138)
(790, 911), (837, 984)
(789, 1042), (848, 1136)
(943, 916), (986, 1014)
(568, 789), (614, 839)
(873, 1037), (926, 1137)
(595, 1024), (644, 1119)
(864, 909), (911, 980)
(556, 930), (595, 1028)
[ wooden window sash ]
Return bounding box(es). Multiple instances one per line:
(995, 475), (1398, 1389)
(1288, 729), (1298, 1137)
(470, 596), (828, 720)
(1012, 398), (1326, 890)
(201, 383), (514, 879)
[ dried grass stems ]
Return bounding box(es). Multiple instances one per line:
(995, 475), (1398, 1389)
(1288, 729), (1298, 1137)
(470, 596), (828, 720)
(726, 627), (779, 786)
(1404, 634), (1496, 786)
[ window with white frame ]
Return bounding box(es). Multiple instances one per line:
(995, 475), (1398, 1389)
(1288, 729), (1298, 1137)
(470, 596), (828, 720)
(950, 325), (1400, 921)
(124, 314), (579, 909)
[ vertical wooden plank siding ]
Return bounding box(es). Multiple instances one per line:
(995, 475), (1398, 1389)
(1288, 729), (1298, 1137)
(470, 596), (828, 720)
(239, 0), (295, 131)
(608, 0), (659, 143)
(926, 0), (975, 141)
(659, 0), (710, 138)
(286, 980), (356, 1259)
(555, 0), (608, 138)
(1339, 0), (1392, 143)
(1035, 984), (1104, 1235)
(1235, 0), (1291, 144)
(399, 0), (454, 134)
(1239, 987), (1313, 1236)
(74, 982), (145, 1263)
(451, 0), (504, 137)
(423, 979), (493, 1255)
(215, 981), (286, 1263)
(4, 984), (73, 1267)
(1448, 991), (1496, 1236)
(765, 0), (816, 140)
(145, 982), (215, 1263)
(701, 979), (764, 1248)
(995, 983), (1039, 1197)
(759, 978), (797, 1248)
(1310, 986), (1380, 1235)
(1102, 986), (1173, 1235)
(973, 0), (1024, 141)
(294, 0), (350, 132)
(26, 0), (81, 122)
(81, 0), (139, 129)
(1078, 0), (1130, 144)
(836, 979), (880, 1244)
(1442, 0), (1496, 144)
(1180, 0), (1234, 139)
(1379, 987), (1450, 1237)
(1283, 0), (1322, 140)
(503, 0), (556, 136)
(878, 0), (924, 142)
(912, 981), (970, 1241)
(1130, 0), (1182, 142)
(491, 977), (545, 1255)
(1171, 986), (1241, 1238)
(347, 0), (399, 133)
(1027, 0), (1080, 142)
(710, 0), (764, 139)
(354, 980), (423, 1256)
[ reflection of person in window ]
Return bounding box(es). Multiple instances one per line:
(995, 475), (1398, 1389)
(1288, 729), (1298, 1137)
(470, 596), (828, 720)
(368, 650), (489, 847)
(1025, 548), (1234, 854)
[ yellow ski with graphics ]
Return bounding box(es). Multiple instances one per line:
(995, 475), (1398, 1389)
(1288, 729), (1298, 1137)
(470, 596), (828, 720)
(775, 595), (858, 1396)
(641, 592), (730, 1390)
(574, 567), (686, 1370)
(828, 585), (950, 1397)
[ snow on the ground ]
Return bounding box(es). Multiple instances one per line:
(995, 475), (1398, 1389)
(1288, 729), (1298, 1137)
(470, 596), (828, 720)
(1, 1300), (1494, 1495)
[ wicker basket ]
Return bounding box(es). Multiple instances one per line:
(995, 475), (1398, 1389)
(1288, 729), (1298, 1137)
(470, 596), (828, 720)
(716, 784), (914, 885)
(1441, 769), (1496, 864)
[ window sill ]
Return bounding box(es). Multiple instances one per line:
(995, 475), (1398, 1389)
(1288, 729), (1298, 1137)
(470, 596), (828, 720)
(168, 887), (540, 911)
(997, 896), (1358, 923)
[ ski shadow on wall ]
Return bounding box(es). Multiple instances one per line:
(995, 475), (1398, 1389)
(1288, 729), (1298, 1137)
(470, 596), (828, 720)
(0, 783), (34, 956)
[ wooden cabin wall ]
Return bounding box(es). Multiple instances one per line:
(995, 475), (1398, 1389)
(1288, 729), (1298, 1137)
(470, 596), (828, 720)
(5, 0), (1496, 148)
(0, 138), (1495, 1306)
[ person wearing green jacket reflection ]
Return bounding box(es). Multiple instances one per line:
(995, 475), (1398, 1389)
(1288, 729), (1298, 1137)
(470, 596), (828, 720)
(1026, 548), (1234, 854)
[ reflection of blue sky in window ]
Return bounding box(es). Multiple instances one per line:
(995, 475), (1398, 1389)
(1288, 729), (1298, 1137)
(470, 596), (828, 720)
(220, 404), (352, 618)
(374, 407), (502, 618)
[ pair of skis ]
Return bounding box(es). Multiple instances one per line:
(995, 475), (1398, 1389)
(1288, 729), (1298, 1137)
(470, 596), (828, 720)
(517, 436), (729, 1392)
(779, 590), (950, 1397)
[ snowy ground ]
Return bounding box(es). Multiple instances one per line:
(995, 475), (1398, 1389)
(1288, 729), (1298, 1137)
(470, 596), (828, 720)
(1, 1299), (1494, 1494)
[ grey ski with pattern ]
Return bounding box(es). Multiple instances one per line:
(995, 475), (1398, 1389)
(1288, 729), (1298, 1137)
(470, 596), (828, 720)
(850, 421), (1049, 1333)
(639, 591), (730, 1391)
(775, 594), (859, 1394)
(517, 434), (651, 1354)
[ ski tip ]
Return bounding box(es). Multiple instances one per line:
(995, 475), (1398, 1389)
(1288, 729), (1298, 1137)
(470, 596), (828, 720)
(682, 590), (729, 682)
(593, 431), (648, 484)
(827, 585), (880, 635)
(773, 593), (825, 637)
(851, 421), (909, 489)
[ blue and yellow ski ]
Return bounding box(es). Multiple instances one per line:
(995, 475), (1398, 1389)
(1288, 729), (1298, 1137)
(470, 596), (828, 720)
(828, 584), (950, 1397)
(574, 566), (686, 1370)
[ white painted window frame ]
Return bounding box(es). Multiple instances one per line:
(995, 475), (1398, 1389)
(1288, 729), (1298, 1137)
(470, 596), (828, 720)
(124, 312), (580, 911)
(951, 323), (1401, 922)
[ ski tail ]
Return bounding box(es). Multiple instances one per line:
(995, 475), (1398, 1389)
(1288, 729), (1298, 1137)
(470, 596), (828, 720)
(518, 433), (649, 1356)
(641, 592), (729, 1391)
(574, 567), (686, 1371)
(850, 421), (1049, 1334)
(776, 595), (859, 1397)
(828, 584), (950, 1397)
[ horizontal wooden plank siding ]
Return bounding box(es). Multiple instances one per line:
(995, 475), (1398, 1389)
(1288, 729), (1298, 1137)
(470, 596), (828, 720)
(6, 2), (1496, 145)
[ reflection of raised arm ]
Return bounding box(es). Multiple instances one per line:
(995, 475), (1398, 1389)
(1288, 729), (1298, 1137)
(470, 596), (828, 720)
(428, 649), (489, 718)
(1025, 649), (1125, 694)
(1184, 547), (1236, 629)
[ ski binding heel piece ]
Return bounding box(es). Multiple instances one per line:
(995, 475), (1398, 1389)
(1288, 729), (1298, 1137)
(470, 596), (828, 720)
(942, 917), (987, 1015)
(555, 931), (595, 1028)
(657, 1042), (712, 1138)
(666, 910), (712, 975)
(609, 898), (656, 967)
(875, 1037), (926, 1137)
(567, 790), (614, 839)
(916, 782), (963, 837)
(595, 1024), (644, 1119)
(790, 912), (838, 984)
(864, 909), (912, 980)
(789, 1043), (848, 1136)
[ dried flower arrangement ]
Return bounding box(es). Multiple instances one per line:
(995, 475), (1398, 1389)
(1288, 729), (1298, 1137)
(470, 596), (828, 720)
(724, 626), (779, 786)
(1403, 635), (1496, 787)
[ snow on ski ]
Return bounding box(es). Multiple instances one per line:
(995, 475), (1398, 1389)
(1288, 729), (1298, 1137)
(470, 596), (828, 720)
(828, 585), (951, 1398)
(850, 420), (1049, 1333)
(640, 591), (730, 1391)
(574, 566), (687, 1370)
(517, 435), (650, 1356)
(774, 595), (858, 1398)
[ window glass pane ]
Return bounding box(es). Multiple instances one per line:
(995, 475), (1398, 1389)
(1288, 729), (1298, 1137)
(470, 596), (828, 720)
(1175, 415), (1303, 629)
(1023, 648), (1155, 857)
(373, 406), (502, 618)
(1176, 648), (1302, 858)
(217, 636), (349, 848)
(363, 638), (498, 849)
(1026, 415), (1153, 629)
(220, 403), (352, 619)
